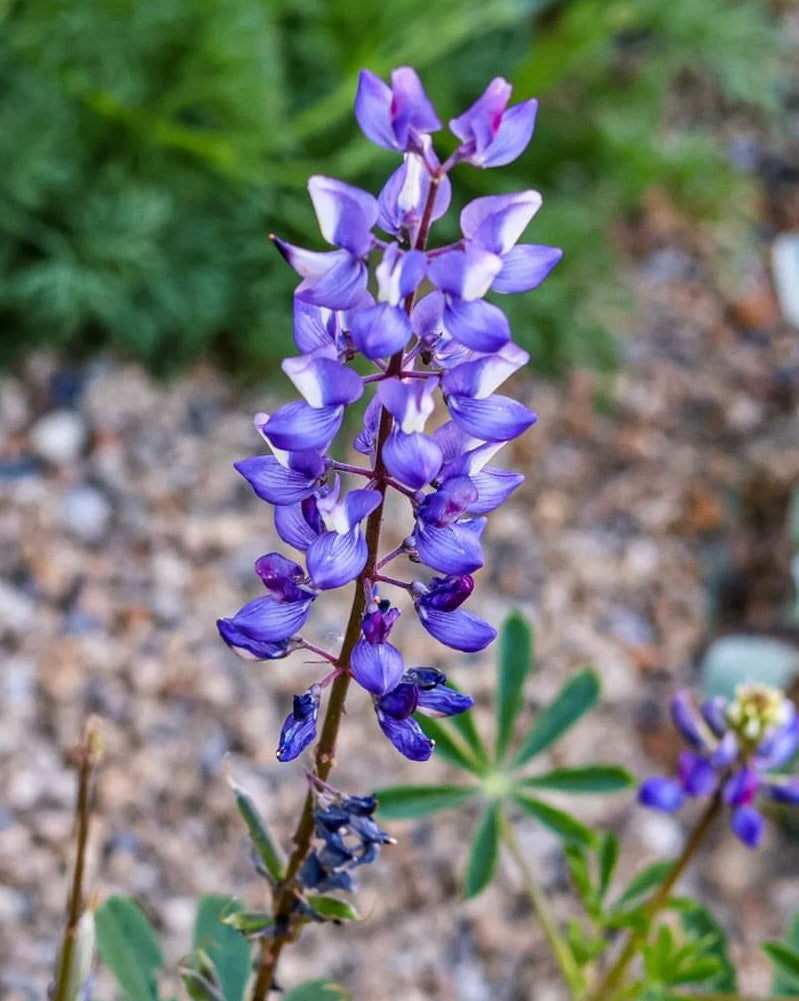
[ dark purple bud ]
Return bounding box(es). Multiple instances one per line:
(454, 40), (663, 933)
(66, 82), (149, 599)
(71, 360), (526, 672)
(276, 686), (321, 762)
(254, 553), (313, 602)
(377, 682), (419, 720)
(362, 606), (401, 644)
(417, 574), (474, 611)
(418, 477), (478, 527)
(403, 667), (447, 690)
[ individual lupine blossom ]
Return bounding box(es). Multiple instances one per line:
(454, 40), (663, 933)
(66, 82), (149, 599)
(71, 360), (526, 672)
(298, 788), (394, 895)
(217, 66), (561, 762)
(639, 684), (799, 847)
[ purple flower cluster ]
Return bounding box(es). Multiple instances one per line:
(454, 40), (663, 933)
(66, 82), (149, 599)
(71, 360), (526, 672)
(217, 68), (560, 762)
(639, 685), (799, 847)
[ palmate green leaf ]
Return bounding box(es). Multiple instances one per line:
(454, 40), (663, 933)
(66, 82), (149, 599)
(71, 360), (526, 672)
(496, 612), (533, 761)
(773, 912), (799, 996)
(95, 896), (163, 1001)
(512, 793), (596, 847)
(671, 899), (736, 992)
(374, 783), (477, 820)
(447, 704), (490, 768)
(517, 765), (633, 794)
(192, 896), (251, 1001)
(463, 801), (501, 899)
(283, 980), (351, 1001)
(227, 772), (285, 882)
(613, 860), (674, 910)
(511, 669), (600, 768)
(416, 715), (485, 775)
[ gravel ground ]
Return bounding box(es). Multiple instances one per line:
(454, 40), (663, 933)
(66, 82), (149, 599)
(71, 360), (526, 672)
(3, 175), (799, 999)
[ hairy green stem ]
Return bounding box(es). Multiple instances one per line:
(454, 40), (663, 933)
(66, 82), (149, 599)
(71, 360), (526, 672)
(587, 792), (723, 1001)
(249, 172), (441, 1001)
(501, 813), (586, 999)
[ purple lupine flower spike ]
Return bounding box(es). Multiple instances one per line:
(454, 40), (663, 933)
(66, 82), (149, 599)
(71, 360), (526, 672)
(639, 683), (799, 847)
(221, 67), (559, 765)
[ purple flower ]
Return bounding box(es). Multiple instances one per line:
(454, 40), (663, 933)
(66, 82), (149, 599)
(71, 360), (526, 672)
(410, 476), (486, 575)
(355, 67), (440, 153)
(378, 138), (451, 242)
(277, 685), (321, 761)
(374, 668), (474, 760)
(450, 77), (538, 168)
(217, 553), (316, 658)
(272, 177), (378, 310)
(351, 602), (405, 695)
(639, 685), (799, 847)
(460, 191), (562, 293)
(413, 574), (496, 652)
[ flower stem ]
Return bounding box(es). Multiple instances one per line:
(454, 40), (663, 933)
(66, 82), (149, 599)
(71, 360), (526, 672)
(52, 719), (102, 1001)
(249, 170), (444, 1001)
(587, 792), (723, 1001)
(500, 813), (586, 999)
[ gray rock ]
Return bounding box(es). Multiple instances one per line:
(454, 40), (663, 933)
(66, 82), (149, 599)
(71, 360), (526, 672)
(700, 633), (799, 700)
(29, 410), (87, 465)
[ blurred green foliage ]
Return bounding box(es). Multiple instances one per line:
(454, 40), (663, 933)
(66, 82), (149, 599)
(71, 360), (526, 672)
(0, 0), (781, 378)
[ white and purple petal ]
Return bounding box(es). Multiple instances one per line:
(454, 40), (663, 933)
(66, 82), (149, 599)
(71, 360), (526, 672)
(467, 467), (524, 514)
(234, 455), (321, 506)
(383, 429), (443, 489)
(441, 343), (529, 399)
(450, 78), (512, 153)
(428, 247), (503, 300)
(415, 603), (496, 652)
(349, 303), (412, 360)
(414, 519), (485, 575)
(308, 176), (378, 257)
(307, 528), (367, 590)
(443, 298), (511, 353)
(376, 377), (438, 433)
(446, 393), (536, 442)
(282, 351), (363, 408)
(260, 401), (344, 452)
(416, 685), (475, 718)
(460, 191), (543, 255)
(493, 244), (563, 293)
(478, 98), (538, 168)
(217, 593), (313, 645)
(351, 639), (405, 695)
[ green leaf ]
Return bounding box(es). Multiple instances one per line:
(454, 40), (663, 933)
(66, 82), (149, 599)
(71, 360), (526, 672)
(764, 942), (799, 989)
(447, 704), (490, 768)
(306, 895), (360, 923)
(283, 979), (351, 1001)
(773, 912), (799, 996)
(416, 715), (485, 775)
(512, 793), (596, 846)
(227, 772), (285, 882)
(221, 911), (274, 938)
(512, 669), (600, 767)
(517, 765), (633, 794)
(192, 896), (251, 1001)
(374, 783), (477, 820)
(613, 860), (674, 910)
(179, 949), (226, 1001)
(496, 612), (533, 760)
(95, 896), (163, 1001)
(676, 901), (737, 991)
(564, 844), (595, 910)
(463, 802), (501, 899)
(597, 832), (619, 901)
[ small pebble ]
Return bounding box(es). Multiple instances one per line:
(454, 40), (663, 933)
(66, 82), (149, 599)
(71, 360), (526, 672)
(29, 410), (87, 465)
(59, 484), (112, 543)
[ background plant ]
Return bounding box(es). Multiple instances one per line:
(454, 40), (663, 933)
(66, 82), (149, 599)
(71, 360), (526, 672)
(0, 0), (781, 377)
